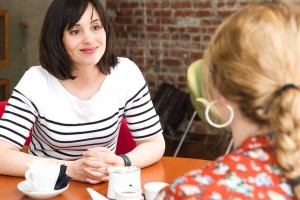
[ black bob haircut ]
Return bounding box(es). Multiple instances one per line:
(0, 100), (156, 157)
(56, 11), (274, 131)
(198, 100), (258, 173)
(39, 0), (119, 80)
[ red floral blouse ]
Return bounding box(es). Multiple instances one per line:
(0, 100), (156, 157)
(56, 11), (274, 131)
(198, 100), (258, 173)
(157, 134), (295, 200)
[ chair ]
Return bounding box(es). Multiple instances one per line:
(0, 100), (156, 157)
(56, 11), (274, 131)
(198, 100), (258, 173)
(0, 100), (32, 145)
(0, 100), (136, 154)
(116, 119), (136, 155)
(173, 59), (233, 157)
(0, 100), (7, 117)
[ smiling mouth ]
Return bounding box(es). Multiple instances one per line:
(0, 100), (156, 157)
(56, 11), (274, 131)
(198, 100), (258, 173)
(80, 47), (98, 54)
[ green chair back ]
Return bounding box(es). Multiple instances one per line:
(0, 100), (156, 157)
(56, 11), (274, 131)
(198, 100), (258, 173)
(187, 59), (204, 106)
(187, 59), (230, 132)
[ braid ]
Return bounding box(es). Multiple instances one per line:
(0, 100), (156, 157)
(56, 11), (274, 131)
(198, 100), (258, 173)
(203, 1), (300, 198)
(269, 88), (300, 199)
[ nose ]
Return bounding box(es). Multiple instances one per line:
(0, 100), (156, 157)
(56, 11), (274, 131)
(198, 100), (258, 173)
(82, 30), (95, 44)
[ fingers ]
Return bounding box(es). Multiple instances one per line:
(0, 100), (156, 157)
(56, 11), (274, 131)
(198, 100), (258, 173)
(83, 150), (118, 166)
(70, 158), (111, 184)
(86, 175), (109, 184)
(75, 148), (119, 184)
(83, 157), (116, 168)
(86, 178), (101, 184)
(83, 158), (109, 180)
(86, 146), (110, 152)
(84, 167), (109, 184)
(84, 167), (107, 177)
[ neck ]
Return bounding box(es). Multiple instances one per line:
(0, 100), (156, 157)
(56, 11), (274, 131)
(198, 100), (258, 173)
(230, 106), (270, 149)
(72, 65), (100, 83)
(59, 66), (106, 100)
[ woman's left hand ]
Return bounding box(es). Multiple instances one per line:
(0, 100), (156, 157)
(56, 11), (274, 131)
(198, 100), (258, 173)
(82, 147), (122, 182)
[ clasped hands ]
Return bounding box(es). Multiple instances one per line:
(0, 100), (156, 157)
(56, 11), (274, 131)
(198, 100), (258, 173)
(67, 147), (122, 184)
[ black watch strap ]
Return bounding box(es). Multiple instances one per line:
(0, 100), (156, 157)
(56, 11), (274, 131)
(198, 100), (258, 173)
(119, 154), (131, 166)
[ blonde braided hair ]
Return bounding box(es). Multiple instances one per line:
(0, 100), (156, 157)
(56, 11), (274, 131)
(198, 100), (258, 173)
(203, 1), (300, 198)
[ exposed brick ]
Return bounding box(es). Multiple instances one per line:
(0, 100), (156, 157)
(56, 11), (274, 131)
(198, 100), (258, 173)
(115, 18), (134, 24)
(178, 74), (187, 81)
(157, 74), (177, 82)
(162, 59), (181, 67)
(161, 2), (171, 8)
(145, 33), (160, 40)
(218, 10), (236, 17)
(146, 25), (164, 32)
(217, 2), (237, 8)
(169, 50), (189, 58)
(194, 10), (213, 17)
(145, 2), (160, 9)
(187, 27), (202, 33)
(106, 1), (117, 8)
(113, 25), (126, 32)
(127, 25), (144, 32)
(174, 10), (194, 17)
(194, 2), (211, 9)
(171, 2), (192, 9)
(106, 0), (258, 134)
(158, 18), (177, 25)
(129, 49), (144, 56)
(119, 2), (139, 8)
(118, 9), (133, 16)
(191, 52), (203, 60)
(154, 10), (172, 17)
(134, 10), (144, 16)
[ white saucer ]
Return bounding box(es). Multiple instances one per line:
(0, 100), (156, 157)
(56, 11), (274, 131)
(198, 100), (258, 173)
(17, 180), (69, 199)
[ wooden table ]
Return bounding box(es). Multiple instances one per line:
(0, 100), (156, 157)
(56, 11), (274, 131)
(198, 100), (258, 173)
(0, 157), (211, 200)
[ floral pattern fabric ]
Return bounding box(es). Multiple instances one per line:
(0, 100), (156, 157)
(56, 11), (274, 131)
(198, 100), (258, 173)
(157, 134), (295, 200)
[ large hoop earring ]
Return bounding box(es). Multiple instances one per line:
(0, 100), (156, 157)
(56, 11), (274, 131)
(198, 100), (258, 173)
(205, 101), (234, 128)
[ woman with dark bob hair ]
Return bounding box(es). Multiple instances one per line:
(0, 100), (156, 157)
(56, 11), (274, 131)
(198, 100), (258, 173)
(0, 0), (165, 184)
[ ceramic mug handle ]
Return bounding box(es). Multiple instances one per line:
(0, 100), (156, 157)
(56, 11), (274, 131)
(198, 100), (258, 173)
(25, 170), (36, 188)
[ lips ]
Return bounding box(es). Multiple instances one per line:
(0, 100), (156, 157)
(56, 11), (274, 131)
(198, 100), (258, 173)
(80, 47), (98, 54)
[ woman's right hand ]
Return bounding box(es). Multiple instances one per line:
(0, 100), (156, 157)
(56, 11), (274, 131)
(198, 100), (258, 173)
(64, 153), (110, 184)
(65, 158), (108, 184)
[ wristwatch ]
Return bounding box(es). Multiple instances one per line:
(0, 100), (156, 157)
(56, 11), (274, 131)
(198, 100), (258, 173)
(119, 154), (131, 166)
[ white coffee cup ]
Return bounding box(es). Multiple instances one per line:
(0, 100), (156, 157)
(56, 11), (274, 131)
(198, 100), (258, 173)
(25, 159), (61, 192)
(115, 186), (143, 200)
(144, 182), (169, 200)
(107, 166), (141, 199)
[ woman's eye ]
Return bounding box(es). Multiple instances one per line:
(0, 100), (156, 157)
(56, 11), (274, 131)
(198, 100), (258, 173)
(91, 25), (102, 31)
(70, 29), (80, 35)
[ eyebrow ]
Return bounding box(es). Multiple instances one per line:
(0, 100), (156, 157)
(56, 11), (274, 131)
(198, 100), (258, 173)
(72, 19), (101, 27)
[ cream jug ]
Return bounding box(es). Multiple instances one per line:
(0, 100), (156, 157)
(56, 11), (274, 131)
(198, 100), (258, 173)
(106, 166), (141, 199)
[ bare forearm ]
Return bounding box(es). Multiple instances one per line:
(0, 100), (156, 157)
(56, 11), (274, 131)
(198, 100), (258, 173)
(0, 149), (44, 176)
(125, 134), (165, 168)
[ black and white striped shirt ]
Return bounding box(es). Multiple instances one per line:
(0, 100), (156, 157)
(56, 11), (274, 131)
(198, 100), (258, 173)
(0, 57), (162, 160)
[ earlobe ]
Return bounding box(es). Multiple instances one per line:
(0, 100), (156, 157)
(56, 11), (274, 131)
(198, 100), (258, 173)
(217, 95), (227, 105)
(219, 96), (235, 109)
(205, 100), (234, 128)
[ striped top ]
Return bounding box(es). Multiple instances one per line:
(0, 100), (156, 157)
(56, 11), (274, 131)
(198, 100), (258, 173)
(0, 57), (162, 160)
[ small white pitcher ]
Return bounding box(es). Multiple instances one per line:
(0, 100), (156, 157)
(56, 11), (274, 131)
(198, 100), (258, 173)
(106, 166), (141, 199)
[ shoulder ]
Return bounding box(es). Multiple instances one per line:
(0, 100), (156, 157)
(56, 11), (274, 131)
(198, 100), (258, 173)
(15, 66), (56, 96)
(117, 57), (137, 66)
(23, 66), (53, 80)
(113, 57), (141, 75)
(110, 57), (145, 87)
(159, 150), (291, 199)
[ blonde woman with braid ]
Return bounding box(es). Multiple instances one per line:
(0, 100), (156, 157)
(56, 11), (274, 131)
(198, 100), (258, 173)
(157, 1), (300, 200)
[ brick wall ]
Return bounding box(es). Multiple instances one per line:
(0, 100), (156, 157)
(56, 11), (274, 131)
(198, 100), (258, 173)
(106, 0), (253, 93)
(106, 0), (254, 134)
